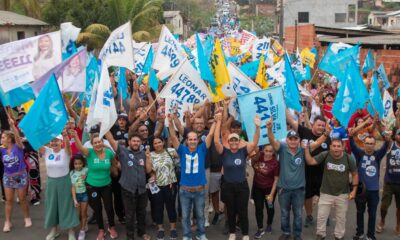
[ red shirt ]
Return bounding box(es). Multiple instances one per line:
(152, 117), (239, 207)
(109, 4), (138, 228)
(323, 104), (333, 120)
(253, 153), (279, 189)
(68, 127), (83, 156)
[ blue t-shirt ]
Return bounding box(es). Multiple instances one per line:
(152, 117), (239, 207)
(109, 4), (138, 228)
(384, 142), (400, 184)
(350, 137), (388, 191)
(178, 143), (207, 186)
(277, 142), (305, 190)
(330, 124), (348, 140)
(222, 147), (248, 183)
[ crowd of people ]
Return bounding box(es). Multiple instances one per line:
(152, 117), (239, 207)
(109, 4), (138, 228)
(0, 67), (399, 240)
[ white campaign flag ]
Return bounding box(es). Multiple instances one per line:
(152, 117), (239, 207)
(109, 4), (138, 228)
(132, 41), (151, 75)
(159, 60), (211, 104)
(266, 59), (285, 85)
(382, 90), (395, 129)
(226, 63), (261, 119)
(0, 31), (62, 92)
(93, 63), (118, 138)
(164, 97), (194, 129)
(153, 25), (186, 79)
(252, 37), (270, 61)
(60, 22), (81, 52)
(86, 78), (99, 129)
(99, 22), (134, 70)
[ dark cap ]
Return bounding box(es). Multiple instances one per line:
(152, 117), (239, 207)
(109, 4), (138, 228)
(89, 125), (100, 134)
(231, 120), (241, 129)
(287, 130), (299, 139)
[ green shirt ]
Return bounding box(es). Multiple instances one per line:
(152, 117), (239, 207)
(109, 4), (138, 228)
(315, 151), (357, 196)
(86, 149), (114, 187)
(70, 167), (88, 194)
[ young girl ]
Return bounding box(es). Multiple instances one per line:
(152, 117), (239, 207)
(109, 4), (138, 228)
(70, 154), (88, 240)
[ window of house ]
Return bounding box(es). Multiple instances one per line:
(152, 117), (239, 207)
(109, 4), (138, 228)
(17, 31), (25, 40)
(335, 13), (346, 23)
(298, 12), (309, 23)
(348, 4), (356, 23)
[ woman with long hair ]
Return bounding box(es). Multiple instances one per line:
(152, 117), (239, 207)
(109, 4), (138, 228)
(251, 144), (279, 238)
(72, 131), (118, 240)
(1, 118), (32, 232)
(145, 136), (179, 240)
(38, 130), (79, 240)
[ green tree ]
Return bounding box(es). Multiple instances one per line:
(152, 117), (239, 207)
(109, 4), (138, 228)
(4, 0), (42, 19)
(240, 16), (275, 37)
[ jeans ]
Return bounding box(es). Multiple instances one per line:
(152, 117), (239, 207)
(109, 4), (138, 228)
(121, 188), (148, 240)
(278, 187), (305, 237)
(355, 190), (379, 238)
(153, 184), (177, 225)
(223, 181), (250, 235)
(86, 184), (115, 230)
(252, 185), (275, 229)
(180, 187), (206, 239)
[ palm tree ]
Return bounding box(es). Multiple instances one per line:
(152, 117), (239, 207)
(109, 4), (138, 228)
(76, 24), (111, 51)
(4, 0), (42, 19)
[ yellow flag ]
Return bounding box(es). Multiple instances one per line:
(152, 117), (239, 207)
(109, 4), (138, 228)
(300, 48), (316, 68)
(271, 39), (285, 57)
(255, 55), (268, 89)
(210, 38), (230, 102)
(21, 100), (34, 113)
(240, 52), (252, 64)
(230, 39), (241, 56)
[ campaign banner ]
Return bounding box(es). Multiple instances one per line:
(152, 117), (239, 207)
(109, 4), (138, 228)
(158, 60), (211, 104)
(132, 41), (150, 75)
(164, 97), (193, 129)
(99, 22), (134, 70)
(153, 25), (186, 79)
(0, 31), (62, 92)
(238, 86), (287, 145)
(252, 37), (270, 61)
(32, 48), (87, 95)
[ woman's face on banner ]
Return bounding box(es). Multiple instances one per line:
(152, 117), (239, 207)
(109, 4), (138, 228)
(69, 55), (81, 68)
(39, 36), (52, 52)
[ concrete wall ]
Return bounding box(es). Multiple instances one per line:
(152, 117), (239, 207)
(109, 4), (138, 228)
(165, 15), (184, 35)
(283, 0), (358, 29)
(0, 26), (42, 44)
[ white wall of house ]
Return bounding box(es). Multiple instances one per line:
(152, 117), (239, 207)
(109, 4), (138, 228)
(0, 26), (42, 44)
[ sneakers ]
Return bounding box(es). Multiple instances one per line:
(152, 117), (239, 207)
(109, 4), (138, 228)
(78, 230), (85, 240)
(212, 212), (221, 225)
(68, 230), (76, 240)
(46, 228), (60, 240)
(156, 230), (165, 240)
(304, 215), (314, 228)
(108, 227), (118, 239)
(242, 236), (249, 240)
(96, 230), (105, 240)
(31, 199), (40, 206)
(205, 217), (210, 227)
(254, 229), (265, 239)
(278, 234), (290, 240)
(265, 225), (272, 234)
(195, 234), (208, 240)
(228, 233), (236, 240)
(366, 236), (376, 240)
(3, 221), (12, 233)
(208, 204), (214, 213)
(353, 234), (364, 240)
(24, 218), (32, 228)
(170, 229), (178, 240)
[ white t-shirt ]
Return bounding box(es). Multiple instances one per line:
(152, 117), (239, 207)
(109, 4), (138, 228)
(44, 147), (70, 178)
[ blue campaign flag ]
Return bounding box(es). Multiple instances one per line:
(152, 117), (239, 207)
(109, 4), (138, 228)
(82, 53), (100, 103)
(377, 64), (390, 90)
(319, 43), (359, 81)
(311, 47), (318, 61)
(203, 37), (214, 62)
(0, 84), (35, 108)
(196, 33), (216, 92)
(367, 73), (384, 118)
(240, 60), (260, 79)
(283, 54), (302, 112)
(149, 69), (159, 92)
(362, 49), (375, 74)
(117, 67), (128, 99)
(237, 86), (287, 146)
(142, 46), (154, 75)
(331, 59), (368, 126)
(18, 74), (68, 150)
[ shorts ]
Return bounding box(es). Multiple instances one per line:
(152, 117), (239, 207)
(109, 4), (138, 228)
(381, 183), (400, 210)
(209, 172), (222, 194)
(3, 171), (28, 189)
(76, 192), (89, 203)
(305, 173), (322, 199)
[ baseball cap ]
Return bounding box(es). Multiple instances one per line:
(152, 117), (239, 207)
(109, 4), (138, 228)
(55, 135), (63, 140)
(287, 130), (299, 139)
(228, 133), (240, 141)
(89, 125), (100, 134)
(118, 112), (128, 121)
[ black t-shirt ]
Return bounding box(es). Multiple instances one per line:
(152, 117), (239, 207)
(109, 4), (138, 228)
(298, 125), (331, 177)
(207, 139), (222, 172)
(110, 125), (129, 146)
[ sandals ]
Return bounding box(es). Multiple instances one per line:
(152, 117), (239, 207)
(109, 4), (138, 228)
(376, 223), (384, 233)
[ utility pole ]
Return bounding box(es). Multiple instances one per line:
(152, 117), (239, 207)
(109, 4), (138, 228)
(279, 0), (284, 44)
